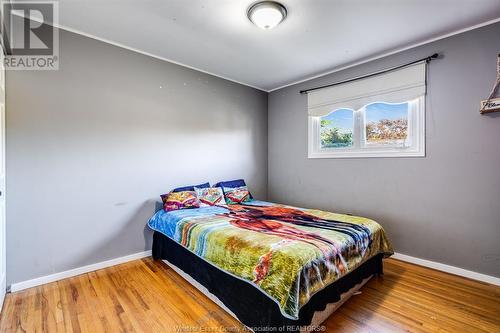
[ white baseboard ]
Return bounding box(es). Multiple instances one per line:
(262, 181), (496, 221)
(8, 250), (499, 293)
(393, 252), (500, 286)
(9, 250), (152, 293)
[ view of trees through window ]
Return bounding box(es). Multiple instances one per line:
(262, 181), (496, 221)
(365, 102), (408, 146)
(319, 102), (409, 149)
(320, 109), (353, 148)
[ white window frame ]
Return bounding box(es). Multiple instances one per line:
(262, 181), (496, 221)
(308, 96), (425, 158)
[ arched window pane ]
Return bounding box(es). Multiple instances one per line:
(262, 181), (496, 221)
(320, 109), (353, 148)
(365, 102), (408, 146)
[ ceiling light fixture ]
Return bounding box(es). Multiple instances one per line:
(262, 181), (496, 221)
(247, 1), (287, 30)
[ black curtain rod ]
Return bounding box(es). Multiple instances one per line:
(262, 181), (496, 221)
(299, 53), (439, 94)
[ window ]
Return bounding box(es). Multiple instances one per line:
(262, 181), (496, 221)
(308, 63), (426, 158)
(320, 109), (353, 149)
(364, 102), (409, 147)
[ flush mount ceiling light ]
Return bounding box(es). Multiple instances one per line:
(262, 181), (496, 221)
(247, 1), (287, 30)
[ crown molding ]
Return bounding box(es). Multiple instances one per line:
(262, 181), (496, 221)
(269, 17), (500, 92)
(8, 10), (267, 92)
(8, 9), (500, 93)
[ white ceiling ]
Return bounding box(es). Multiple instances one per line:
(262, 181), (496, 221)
(54, 0), (500, 91)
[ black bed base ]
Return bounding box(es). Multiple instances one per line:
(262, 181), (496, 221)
(152, 231), (383, 332)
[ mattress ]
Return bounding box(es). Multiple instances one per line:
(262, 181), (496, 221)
(148, 200), (393, 330)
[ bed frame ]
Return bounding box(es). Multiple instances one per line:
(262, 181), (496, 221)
(152, 231), (383, 332)
(165, 258), (372, 332)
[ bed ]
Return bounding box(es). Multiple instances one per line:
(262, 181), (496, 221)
(148, 200), (393, 332)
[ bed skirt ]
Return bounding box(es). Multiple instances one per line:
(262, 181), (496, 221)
(152, 231), (383, 331)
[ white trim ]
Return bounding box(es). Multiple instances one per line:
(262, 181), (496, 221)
(9, 250), (152, 293)
(8, 11), (266, 92)
(7, 249), (498, 297)
(308, 149), (425, 159)
(9, 9), (500, 92)
(393, 252), (500, 286)
(308, 97), (425, 159)
(57, 26), (267, 92)
(269, 17), (500, 92)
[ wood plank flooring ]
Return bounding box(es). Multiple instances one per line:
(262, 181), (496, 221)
(1, 258), (499, 332)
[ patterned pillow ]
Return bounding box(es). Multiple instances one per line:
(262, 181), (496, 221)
(215, 179), (253, 199)
(161, 191), (200, 211)
(195, 187), (227, 207)
(223, 186), (252, 205)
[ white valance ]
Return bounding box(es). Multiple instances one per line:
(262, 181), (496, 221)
(308, 62), (426, 117)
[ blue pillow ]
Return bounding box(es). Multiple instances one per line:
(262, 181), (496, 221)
(172, 182), (210, 192)
(214, 179), (245, 188)
(215, 179), (253, 199)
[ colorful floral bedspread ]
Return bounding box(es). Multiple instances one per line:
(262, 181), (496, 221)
(148, 201), (393, 319)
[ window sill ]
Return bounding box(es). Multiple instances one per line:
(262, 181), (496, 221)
(308, 148), (425, 159)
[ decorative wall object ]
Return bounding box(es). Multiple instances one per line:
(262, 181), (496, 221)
(480, 53), (500, 114)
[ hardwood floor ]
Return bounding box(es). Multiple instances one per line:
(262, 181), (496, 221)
(1, 258), (499, 332)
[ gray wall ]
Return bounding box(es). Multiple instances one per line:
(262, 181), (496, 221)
(268, 22), (500, 277)
(6, 29), (268, 285)
(6, 22), (500, 286)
